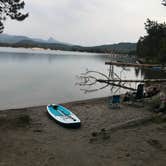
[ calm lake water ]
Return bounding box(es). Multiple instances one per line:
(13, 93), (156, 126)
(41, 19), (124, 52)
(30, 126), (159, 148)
(0, 47), (144, 110)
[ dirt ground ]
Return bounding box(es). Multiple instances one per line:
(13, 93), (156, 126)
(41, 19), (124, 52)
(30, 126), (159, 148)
(0, 98), (166, 166)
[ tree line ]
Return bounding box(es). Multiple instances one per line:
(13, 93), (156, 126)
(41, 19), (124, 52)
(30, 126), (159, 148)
(136, 1), (166, 63)
(137, 19), (166, 63)
(0, 0), (28, 33)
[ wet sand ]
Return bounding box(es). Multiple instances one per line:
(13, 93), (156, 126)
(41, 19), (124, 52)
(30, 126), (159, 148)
(0, 97), (166, 166)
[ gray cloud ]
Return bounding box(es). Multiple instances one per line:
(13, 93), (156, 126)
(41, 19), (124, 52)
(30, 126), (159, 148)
(4, 0), (166, 46)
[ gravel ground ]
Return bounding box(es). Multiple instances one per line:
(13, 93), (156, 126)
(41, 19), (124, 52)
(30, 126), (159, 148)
(0, 97), (165, 166)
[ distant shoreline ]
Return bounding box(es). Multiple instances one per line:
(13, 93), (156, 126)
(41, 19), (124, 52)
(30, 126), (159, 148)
(0, 41), (137, 54)
(0, 46), (110, 55)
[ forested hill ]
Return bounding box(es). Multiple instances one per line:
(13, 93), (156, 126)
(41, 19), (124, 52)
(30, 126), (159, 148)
(0, 39), (136, 54)
(90, 43), (136, 54)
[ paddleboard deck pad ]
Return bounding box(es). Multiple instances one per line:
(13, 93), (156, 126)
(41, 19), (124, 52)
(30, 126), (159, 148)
(47, 104), (81, 128)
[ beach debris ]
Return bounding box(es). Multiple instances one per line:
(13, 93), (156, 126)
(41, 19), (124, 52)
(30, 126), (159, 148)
(91, 132), (98, 137)
(89, 128), (110, 143)
(147, 139), (164, 150)
(126, 153), (130, 157)
(76, 69), (110, 93)
(101, 128), (106, 132)
(33, 129), (43, 133)
(77, 60), (166, 95)
(100, 128), (110, 140)
(147, 86), (166, 113)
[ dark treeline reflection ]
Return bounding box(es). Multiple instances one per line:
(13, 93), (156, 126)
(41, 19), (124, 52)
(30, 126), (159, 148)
(135, 68), (166, 79)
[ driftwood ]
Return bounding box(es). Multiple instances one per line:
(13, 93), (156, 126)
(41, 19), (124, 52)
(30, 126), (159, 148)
(97, 79), (166, 83)
(77, 61), (166, 93)
(97, 80), (136, 91)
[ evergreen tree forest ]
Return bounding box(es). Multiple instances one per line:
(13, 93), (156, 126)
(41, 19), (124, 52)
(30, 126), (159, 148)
(137, 19), (166, 63)
(137, 1), (166, 63)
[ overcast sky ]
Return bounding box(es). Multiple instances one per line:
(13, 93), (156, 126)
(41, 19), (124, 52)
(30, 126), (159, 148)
(3, 0), (166, 46)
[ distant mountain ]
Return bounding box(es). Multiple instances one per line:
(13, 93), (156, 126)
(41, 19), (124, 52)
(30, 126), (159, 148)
(0, 34), (30, 43)
(0, 33), (68, 45)
(65, 42), (136, 54)
(47, 37), (59, 43)
(0, 34), (136, 54)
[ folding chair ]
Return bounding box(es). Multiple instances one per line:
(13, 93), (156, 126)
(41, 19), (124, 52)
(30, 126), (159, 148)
(135, 84), (144, 100)
(130, 84), (145, 107)
(108, 95), (121, 109)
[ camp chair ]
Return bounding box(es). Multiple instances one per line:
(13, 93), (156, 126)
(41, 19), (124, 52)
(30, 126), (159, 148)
(130, 84), (145, 107)
(135, 84), (144, 100)
(108, 95), (121, 108)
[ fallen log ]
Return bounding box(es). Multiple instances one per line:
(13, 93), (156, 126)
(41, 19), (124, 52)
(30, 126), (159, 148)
(97, 79), (166, 83)
(97, 80), (136, 91)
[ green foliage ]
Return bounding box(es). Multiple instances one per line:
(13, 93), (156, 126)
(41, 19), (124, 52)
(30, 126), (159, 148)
(137, 19), (166, 63)
(162, 0), (166, 6)
(0, 0), (28, 33)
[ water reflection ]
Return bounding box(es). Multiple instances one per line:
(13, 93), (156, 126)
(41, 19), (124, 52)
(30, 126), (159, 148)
(135, 68), (166, 79)
(0, 48), (143, 110)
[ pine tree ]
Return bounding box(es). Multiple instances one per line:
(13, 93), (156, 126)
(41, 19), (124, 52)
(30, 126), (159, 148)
(0, 0), (28, 33)
(162, 0), (166, 6)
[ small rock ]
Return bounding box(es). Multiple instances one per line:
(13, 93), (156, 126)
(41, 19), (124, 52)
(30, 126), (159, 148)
(33, 129), (43, 133)
(91, 132), (98, 137)
(89, 138), (97, 143)
(126, 153), (130, 157)
(101, 128), (106, 133)
(102, 134), (110, 140)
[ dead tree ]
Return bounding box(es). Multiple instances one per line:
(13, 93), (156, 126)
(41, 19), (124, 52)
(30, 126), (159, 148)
(76, 61), (166, 94)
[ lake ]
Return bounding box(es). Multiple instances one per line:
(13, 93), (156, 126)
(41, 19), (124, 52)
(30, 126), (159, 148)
(0, 47), (143, 110)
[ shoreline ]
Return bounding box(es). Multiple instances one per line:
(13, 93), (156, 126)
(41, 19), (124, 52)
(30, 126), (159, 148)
(0, 96), (109, 112)
(0, 46), (111, 55)
(0, 96), (166, 166)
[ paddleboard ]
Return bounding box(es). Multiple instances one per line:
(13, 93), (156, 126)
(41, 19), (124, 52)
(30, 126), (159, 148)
(47, 104), (81, 128)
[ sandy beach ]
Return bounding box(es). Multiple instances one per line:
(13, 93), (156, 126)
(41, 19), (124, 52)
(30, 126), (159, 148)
(0, 97), (166, 166)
